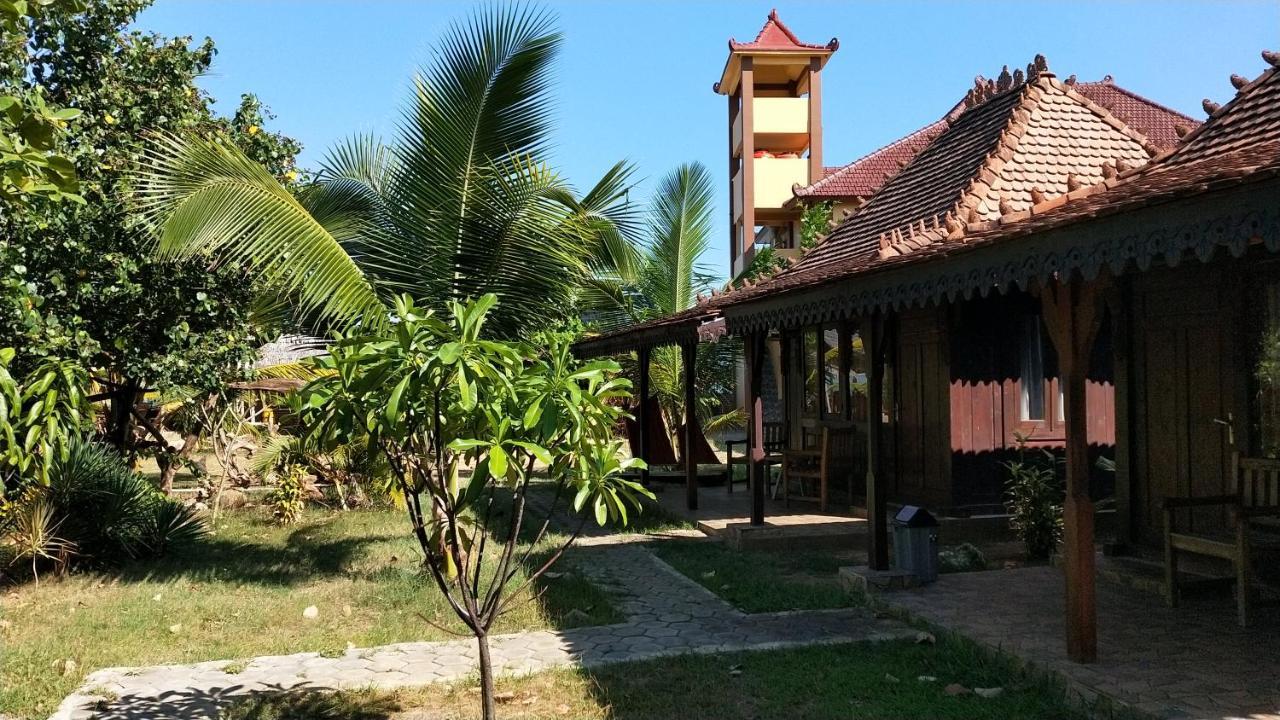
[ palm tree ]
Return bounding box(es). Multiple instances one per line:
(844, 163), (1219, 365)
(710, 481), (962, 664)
(133, 7), (638, 338)
(584, 162), (741, 436)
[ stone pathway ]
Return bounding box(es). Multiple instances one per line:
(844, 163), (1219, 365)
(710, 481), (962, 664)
(52, 545), (913, 720)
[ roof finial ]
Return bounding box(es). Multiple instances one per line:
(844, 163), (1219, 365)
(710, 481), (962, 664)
(1231, 74), (1249, 90)
(1029, 187), (1046, 205)
(1114, 158), (1131, 174)
(1263, 49), (1280, 67)
(1066, 173), (1082, 192)
(1101, 162), (1117, 180)
(1174, 123), (1192, 138)
(998, 197), (1013, 215)
(1202, 98), (1221, 115)
(996, 65), (1013, 93)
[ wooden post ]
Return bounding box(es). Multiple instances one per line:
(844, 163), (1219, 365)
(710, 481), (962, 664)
(1040, 275), (1104, 664)
(865, 312), (889, 571)
(637, 346), (651, 487)
(740, 57), (756, 265)
(747, 332), (767, 526)
(807, 57), (824, 183)
(683, 341), (698, 511)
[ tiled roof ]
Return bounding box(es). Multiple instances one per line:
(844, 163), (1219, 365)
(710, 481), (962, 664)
(798, 78), (1197, 202)
(777, 64), (1158, 272)
(795, 120), (950, 200)
(717, 52), (1280, 313)
(730, 9), (831, 52)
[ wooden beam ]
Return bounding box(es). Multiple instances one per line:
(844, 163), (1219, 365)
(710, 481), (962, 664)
(637, 347), (651, 487)
(1040, 274), (1106, 664)
(741, 57), (756, 263)
(747, 332), (767, 526)
(865, 312), (890, 570)
(807, 57), (823, 183)
(683, 341), (698, 511)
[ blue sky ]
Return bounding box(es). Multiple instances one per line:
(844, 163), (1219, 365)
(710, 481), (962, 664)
(137, 1), (1279, 279)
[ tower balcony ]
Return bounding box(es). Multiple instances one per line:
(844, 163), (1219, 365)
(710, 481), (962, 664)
(733, 97), (811, 156)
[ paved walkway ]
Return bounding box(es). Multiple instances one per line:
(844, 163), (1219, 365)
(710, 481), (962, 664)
(882, 566), (1280, 720)
(52, 545), (913, 720)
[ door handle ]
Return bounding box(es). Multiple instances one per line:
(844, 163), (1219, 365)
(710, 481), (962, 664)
(1212, 413), (1235, 446)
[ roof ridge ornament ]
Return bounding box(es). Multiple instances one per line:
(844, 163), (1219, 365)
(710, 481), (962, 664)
(1202, 98), (1221, 115)
(963, 54), (1049, 109)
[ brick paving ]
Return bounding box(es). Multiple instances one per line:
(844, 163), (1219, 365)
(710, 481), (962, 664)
(882, 566), (1280, 720)
(51, 545), (913, 720)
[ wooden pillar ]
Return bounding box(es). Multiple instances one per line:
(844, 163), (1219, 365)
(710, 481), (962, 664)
(740, 58), (755, 263)
(747, 332), (767, 526)
(807, 57), (824, 183)
(637, 346), (651, 486)
(865, 312), (889, 570)
(683, 341), (698, 511)
(1040, 275), (1104, 664)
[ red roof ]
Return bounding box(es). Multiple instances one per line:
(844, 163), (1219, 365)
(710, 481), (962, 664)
(730, 10), (831, 52)
(797, 78), (1198, 202)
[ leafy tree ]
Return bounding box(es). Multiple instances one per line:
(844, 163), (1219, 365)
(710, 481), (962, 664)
(134, 6), (638, 340)
(583, 163), (742, 438)
(0, 0), (304, 461)
(293, 294), (650, 720)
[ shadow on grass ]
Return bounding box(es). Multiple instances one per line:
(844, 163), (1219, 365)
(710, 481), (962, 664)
(71, 683), (400, 720)
(110, 520), (399, 588)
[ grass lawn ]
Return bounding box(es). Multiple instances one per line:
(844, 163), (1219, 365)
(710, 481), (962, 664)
(0, 507), (621, 720)
(221, 638), (1093, 719)
(649, 538), (859, 612)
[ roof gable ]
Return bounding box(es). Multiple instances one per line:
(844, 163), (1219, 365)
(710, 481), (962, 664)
(731, 9), (831, 51)
(798, 78), (1197, 203)
(786, 64), (1157, 270)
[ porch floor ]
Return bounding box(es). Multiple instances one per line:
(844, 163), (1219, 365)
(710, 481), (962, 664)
(881, 565), (1280, 720)
(648, 480), (867, 550)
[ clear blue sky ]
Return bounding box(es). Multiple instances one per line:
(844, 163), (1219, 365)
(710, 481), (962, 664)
(136, 1), (1279, 279)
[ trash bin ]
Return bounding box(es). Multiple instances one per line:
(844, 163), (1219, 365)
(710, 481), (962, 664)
(892, 505), (939, 583)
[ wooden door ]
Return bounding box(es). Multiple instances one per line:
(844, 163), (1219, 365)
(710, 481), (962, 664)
(1133, 266), (1238, 542)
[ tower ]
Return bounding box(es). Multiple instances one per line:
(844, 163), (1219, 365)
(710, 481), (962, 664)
(715, 10), (837, 279)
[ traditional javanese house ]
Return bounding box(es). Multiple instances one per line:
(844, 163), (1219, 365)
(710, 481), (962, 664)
(576, 11), (1280, 661)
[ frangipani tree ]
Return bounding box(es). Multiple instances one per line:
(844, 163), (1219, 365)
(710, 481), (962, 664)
(292, 294), (650, 720)
(134, 7), (639, 339)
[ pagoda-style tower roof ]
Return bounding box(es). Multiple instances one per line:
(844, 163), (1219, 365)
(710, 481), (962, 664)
(715, 10), (837, 95)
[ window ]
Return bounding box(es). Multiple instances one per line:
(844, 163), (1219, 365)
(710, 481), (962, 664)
(1020, 315), (1046, 421)
(822, 326), (842, 417)
(1256, 281), (1280, 456)
(847, 328), (868, 421)
(802, 328), (819, 415)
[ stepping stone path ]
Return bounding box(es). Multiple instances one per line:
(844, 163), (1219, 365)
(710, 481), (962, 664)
(51, 544), (914, 719)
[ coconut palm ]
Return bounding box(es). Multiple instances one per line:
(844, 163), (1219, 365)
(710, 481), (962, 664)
(133, 7), (639, 338)
(583, 162), (741, 435)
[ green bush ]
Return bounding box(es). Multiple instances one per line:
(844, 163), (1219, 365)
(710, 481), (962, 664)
(938, 542), (988, 573)
(2, 438), (207, 578)
(268, 465), (307, 525)
(1002, 439), (1063, 560)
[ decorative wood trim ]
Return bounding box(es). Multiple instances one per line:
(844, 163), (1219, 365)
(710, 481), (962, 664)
(724, 182), (1280, 335)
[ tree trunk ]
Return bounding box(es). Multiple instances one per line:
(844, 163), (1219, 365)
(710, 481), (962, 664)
(476, 632), (496, 720)
(106, 382), (140, 455)
(157, 430), (199, 494)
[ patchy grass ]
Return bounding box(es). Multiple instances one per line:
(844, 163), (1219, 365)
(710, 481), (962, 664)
(649, 539), (859, 612)
(217, 638), (1092, 719)
(0, 507), (621, 720)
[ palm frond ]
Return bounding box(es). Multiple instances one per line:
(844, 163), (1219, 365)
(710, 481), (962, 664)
(135, 133), (389, 332)
(641, 163), (715, 315)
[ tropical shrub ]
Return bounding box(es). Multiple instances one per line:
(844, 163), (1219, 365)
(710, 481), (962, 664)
(1002, 437), (1063, 559)
(293, 294), (650, 720)
(0, 347), (92, 493)
(1, 438), (207, 580)
(267, 465), (307, 525)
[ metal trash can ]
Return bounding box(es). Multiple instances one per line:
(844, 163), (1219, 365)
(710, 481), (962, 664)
(892, 505), (940, 584)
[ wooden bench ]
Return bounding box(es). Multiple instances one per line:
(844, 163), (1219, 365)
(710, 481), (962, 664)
(1164, 452), (1280, 627)
(781, 422), (860, 513)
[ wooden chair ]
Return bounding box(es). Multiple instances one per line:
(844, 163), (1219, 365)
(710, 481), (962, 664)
(780, 422), (860, 513)
(1163, 451), (1280, 627)
(725, 422), (785, 493)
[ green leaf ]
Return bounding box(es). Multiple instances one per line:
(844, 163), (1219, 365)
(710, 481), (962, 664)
(489, 443), (508, 478)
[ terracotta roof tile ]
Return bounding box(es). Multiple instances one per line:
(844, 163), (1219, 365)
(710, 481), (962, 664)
(798, 79), (1197, 203)
(730, 9), (832, 51)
